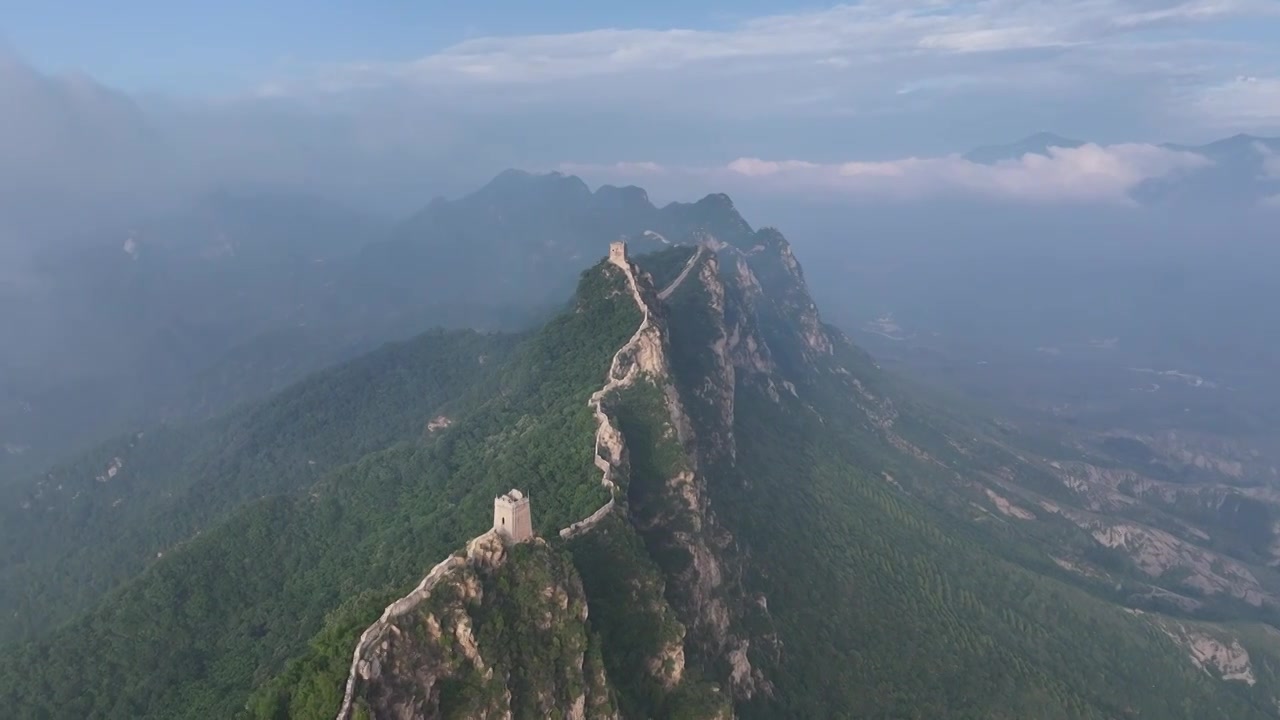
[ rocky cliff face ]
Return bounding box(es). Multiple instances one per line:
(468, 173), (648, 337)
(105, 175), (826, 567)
(615, 246), (782, 702)
(342, 537), (617, 720)
(334, 248), (776, 719)
(19, 177), (1280, 720)
(561, 246), (784, 708)
(331, 197), (1280, 719)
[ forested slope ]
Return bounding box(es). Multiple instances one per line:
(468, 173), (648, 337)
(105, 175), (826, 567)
(0, 328), (520, 645)
(6, 183), (1280, 719)
(0, 261), (637, 718)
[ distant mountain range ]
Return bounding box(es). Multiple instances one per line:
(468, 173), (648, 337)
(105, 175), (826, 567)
(0, 171), (780, 484)
(7, 173), (1280, 718)
(1149, 133), (1280, 205)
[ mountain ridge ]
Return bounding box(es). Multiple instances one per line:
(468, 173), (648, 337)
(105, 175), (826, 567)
(6, 143), (1278, 485)
(0, 169), (744, 489)
(327, 242), (746, 719)
(6, 175), (1280, 718)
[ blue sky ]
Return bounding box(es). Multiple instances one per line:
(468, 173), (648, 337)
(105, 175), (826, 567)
(2, 1), (1279, 209)
(1, 1), (798, 92)
(5, 1), (1275, 112)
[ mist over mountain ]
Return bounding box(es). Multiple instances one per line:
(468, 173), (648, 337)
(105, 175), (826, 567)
(958, 130), (1280, 206)
(7, 176), (1280, 719)
(2, 38), (1278, 263)
(4, 5), (1280, 713)
(5, 145), (1278, 495)
(0, 169), (784, 483)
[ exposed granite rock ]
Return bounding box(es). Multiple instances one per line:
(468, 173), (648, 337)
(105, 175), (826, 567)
(1153, 619), (1257, 685)
(342, 540), (618, 720)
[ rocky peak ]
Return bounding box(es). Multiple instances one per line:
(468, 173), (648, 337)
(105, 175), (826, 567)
(695, 193), (736, 211)
(340, 540), (615, 720)
(592, 184), (655, 214)
(699, 226), (836, 383)
(467, 169), (594, 210)
(658, 193), (755, 249)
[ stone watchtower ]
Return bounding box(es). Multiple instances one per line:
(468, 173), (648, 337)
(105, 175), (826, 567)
(608, 240), (628, 268)
(493, 489), (533, 543)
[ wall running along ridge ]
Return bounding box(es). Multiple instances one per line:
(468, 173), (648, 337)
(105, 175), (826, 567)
(336, 249), (688, 718)
(562, 247), (698, 539)
(334, 535), (483, 720)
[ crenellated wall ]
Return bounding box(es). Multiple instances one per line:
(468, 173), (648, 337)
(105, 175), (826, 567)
(339, 250), (671, 718)
(336, 243), (775, 719)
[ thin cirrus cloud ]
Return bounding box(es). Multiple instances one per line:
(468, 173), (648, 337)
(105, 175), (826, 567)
(294, 1), (1277, 88)
(562, 143), (1212, 204)
(250, 0), (1280, 155)
(3, 1), (1279, 217)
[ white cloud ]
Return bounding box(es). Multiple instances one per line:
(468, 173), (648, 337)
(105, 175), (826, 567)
(916, 26), (1075, 53)
(237, 0), (1280, 152)
(288, 1), (1275, 90)
(5, 3), (1278, 217)
(1110, 0), (1280, 28)
(725, 158), (821, 177)
(561, 160), (667, 175)
(565, 143), (1210, 204)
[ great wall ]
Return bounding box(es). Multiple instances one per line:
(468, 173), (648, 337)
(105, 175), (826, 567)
(334, 239), (700, 720)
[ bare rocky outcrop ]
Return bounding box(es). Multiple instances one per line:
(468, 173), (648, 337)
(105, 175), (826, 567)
(648, 636), (687, 688)
(340, 538), (616, 720)
(1133, 430), (1265, 481)
(336, 255), (659, 720)
(736, 228), (832, 360)
(335, 252), (714, 719)
(1091, 521), (1265, 605)
(1037, 502), (1271, 607)
(562, 247), (689, 540)
(1055, 458), (1275, 532)
(723, 257), (780, 379)
(1051, 461), (1152, 512)
(1155, 620), (1257, 685)
(335, 533), (503, 720)
(336, 249), (777, 719)
(95, 456), (124, 483)
(984, 488), (1036, 520)
(669, 249), (791, 465)
(687, 253), (741, 462)
(1031, 455), (1280, 599)
(619, 245), (780, 700)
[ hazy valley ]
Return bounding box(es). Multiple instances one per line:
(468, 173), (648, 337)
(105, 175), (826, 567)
(9, 3), (1280, 715)
(1, 167), (1280, 718)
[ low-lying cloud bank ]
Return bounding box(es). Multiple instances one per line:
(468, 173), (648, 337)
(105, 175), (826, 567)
(564, 143), (1212, 205)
